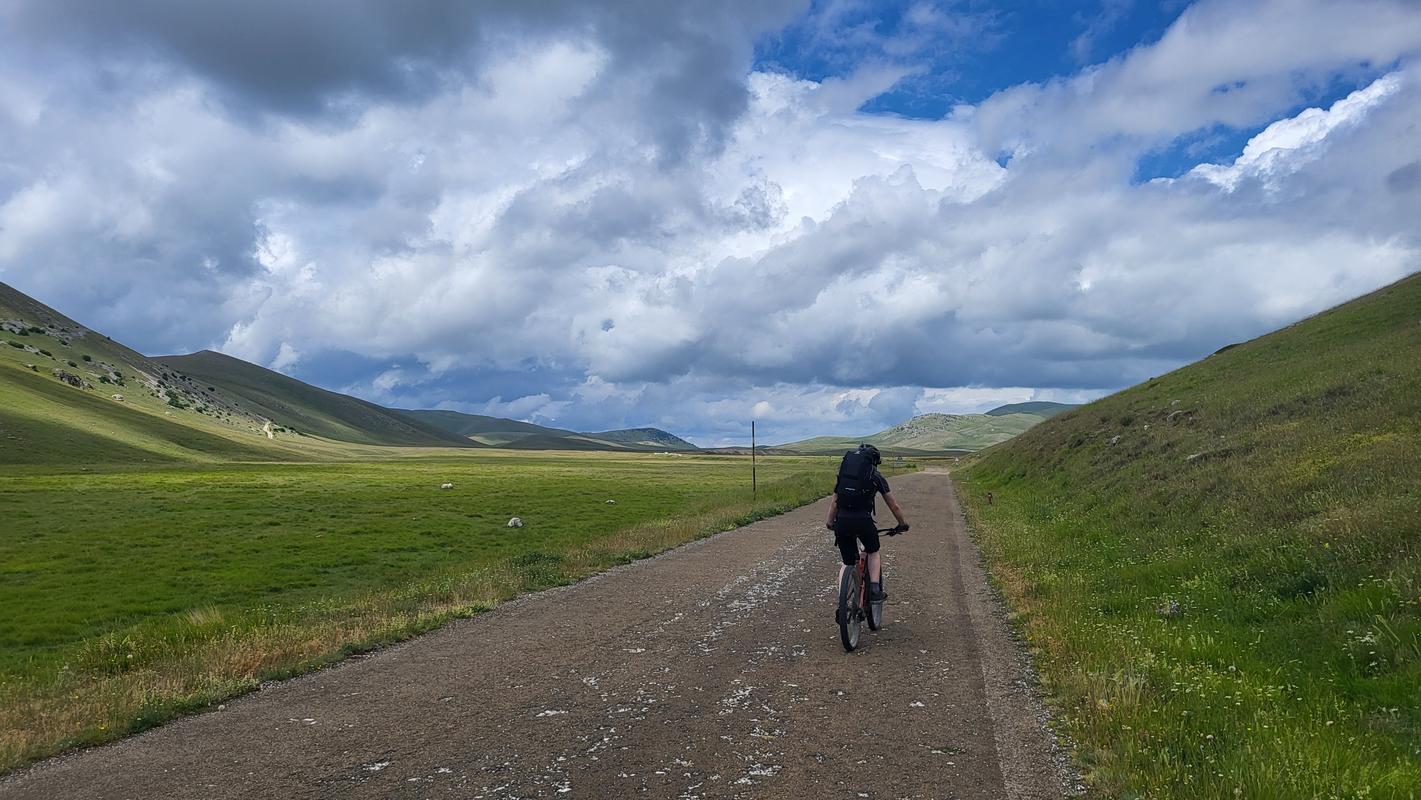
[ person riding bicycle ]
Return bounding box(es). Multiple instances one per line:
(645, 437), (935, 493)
(825, 443), (908, 602)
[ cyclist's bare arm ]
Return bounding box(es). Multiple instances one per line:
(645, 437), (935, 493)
(825, 495), (838, 529)
(883, 491), (908, 527)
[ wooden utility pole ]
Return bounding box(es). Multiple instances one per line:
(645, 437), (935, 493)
(751, 420), (757, 501)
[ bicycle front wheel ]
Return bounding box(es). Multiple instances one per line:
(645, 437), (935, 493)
(838, 568), (862, 652)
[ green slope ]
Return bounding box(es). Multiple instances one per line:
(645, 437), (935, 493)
(401, 409), (698, 451)
(984, 401), (1076, 417)
(0, 362), (277, 465)
(959, 274), (1421, 796)
(780, 412), (1043, 454)
(0, 283), (308, 465)
(159, 351), (475, 448)
(585, 427), (698, 451)
(397, 409), (575, 439)
(498, 433), (633, 451)
(1, 282), (265, 430)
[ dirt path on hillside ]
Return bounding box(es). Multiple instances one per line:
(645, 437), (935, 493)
(1, 472), (1076, 799)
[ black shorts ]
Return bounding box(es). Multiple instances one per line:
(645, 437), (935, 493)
(833, 514), (879, 566)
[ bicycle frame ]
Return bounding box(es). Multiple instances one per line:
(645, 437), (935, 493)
(837, 527), (900, 652)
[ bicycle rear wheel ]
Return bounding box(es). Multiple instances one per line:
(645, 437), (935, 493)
(867, 573), (884, 631)
(838, 567), (862, 651)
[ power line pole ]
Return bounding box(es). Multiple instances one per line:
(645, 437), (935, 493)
(751, 420), (757, 501)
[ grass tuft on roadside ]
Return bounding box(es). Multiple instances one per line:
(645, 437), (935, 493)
(958, 274), (1421, 797)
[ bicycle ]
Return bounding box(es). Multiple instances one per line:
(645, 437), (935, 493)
(835, 524), (908, 652)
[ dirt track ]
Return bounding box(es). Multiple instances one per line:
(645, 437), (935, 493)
(1, 471), (1075, 799)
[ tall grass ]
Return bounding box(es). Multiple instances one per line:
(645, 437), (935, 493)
(959, 275), (1421, 797)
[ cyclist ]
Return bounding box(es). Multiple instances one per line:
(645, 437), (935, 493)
(825, 443), (908, 601)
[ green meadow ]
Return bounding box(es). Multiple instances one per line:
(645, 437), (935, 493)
(958, 275), (1421, 797)
(0, 451), (842, 772)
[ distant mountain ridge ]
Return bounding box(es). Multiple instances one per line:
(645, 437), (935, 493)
(586, 427), (697, 450)
(396, 409), (574, 439)
(160, 351), (475, 448)
(4, 279), (1054, 459)
(1, 281), (706, 459)
(403, 409), (698, 451)
(778, 407), (1067, 454)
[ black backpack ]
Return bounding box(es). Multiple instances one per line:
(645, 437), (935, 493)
(834, 449), (877, 513)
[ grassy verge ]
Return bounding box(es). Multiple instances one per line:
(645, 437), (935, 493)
(0, 452), (845, 773)
(957, 276), (1421, 797)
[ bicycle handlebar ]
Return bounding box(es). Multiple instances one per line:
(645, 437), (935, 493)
(825, 523), (910, 535)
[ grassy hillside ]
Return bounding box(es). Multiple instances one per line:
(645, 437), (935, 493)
(782, 411), (1043, 454)
(403, 410), (698, 451)
(398, 409), (575, 439)
(1, 283), (271, 430)
(497, 433), (632, 451)
(985, 401), (1076, 417)
(0, 284), (336, 464)
(585, 427), (698, 451)
(0, 362), (277, 465)
(160, 351), (474, 448)
(958, 274), (1421, 797)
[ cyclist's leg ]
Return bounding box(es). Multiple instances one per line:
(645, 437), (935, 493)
(833, 523), (859, 583)
(859, 525), (882, 582)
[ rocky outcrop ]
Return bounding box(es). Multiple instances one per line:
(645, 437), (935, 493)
(52, 369), (93, 390)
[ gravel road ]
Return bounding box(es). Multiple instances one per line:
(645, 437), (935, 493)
(1, 471), (1076, 799)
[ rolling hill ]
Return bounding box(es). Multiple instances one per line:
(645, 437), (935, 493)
(5, 282), (703, 461)
(983, 401), (1075, 417)
(778, 410), (1053, 454)
(156, 350), (475, 449)
(584, 427), (697, 451)
(958, 273), (1421, 795)
(1, 282), (300, 464)
(403, 408), (698, 451)
(397, 409), (576, 446)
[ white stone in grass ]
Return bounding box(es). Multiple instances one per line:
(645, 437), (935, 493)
(605, 499), (617, 505)
(440, 482), (453, 490)
(507, 517), (523, 528)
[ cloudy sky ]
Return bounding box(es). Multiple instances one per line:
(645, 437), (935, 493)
(2, 0), (1418, 445)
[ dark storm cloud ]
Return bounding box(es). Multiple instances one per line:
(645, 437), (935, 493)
(8, 0), (481, 114)
(6, 0), (805, 155)
(1387, 162), (1421, 193)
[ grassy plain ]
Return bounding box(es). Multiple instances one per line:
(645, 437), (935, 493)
(958, 275), (1421, 797)
(0, 450), (844, 773)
